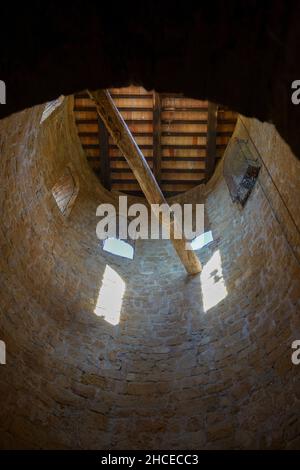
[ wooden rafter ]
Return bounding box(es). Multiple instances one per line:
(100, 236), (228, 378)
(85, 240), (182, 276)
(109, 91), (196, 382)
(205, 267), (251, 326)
(87, 89), (202, 275)
(74, 88), (238, 197)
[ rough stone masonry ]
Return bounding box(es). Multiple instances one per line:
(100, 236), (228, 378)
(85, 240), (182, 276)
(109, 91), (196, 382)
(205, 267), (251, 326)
(0, 97), (299, 449)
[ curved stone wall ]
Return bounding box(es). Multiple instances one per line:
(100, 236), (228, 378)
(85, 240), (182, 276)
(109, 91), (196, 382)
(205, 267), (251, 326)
(0, 98), (299, 449)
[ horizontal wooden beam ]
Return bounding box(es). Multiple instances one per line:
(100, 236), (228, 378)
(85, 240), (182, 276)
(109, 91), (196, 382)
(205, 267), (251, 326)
(110, 177), (205, 184)
(88, 89), (202, 275)
(83, 143), (153, 150)
(161, 144), (206, 149)
(76, 118), (154, 125)
(74, 106), (97, 112)
(110, 144), (153, 150)
(121, 119), (153, 125)
(162, 156), (206, 161)
(117, 107), (153, 112)
(161, 179), (205, 185)
(110, 156), (153, 161)
(74, 106), (153, 113)
(161, 119), (207, 124)
(161, 168), (206, 173)
(161, 144), (226, 150)
(79, 131), (153, 138)
(110, 93), (153, 99)
(76, 118), (236, 125)
(162, 107), (208, 112)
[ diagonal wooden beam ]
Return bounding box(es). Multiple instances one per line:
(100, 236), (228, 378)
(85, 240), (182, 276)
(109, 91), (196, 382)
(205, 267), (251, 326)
(98, 116), (111, 190)
(206, 102), (218, 180)
(87, 89), (202, 275)
(152, 92), (162, 185)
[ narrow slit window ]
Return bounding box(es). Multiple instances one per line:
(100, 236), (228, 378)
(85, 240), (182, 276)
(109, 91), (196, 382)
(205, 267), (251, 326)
(40, 95), (64, 123)
(103, 238), (134, 260)
(0, 340), (6, 365)
(0, 80), (6, 104)
(52, 166), (79, 217)
(223, 138), (260, 207)
(191, 230), (213, 251)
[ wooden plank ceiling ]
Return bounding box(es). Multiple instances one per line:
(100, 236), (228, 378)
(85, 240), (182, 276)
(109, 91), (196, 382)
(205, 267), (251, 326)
(74, 86), (237, 197)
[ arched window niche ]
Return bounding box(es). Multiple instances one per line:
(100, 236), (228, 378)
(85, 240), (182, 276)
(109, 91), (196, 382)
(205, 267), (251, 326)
(51, 164), (79, 217)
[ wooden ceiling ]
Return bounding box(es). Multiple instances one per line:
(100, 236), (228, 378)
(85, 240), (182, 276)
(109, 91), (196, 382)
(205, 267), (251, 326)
(74, 86), (237, 197)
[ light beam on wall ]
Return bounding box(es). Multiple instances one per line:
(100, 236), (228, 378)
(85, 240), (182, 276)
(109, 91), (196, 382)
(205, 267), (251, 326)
(200, 250), (228, 312)
(94, 265), (125, 325)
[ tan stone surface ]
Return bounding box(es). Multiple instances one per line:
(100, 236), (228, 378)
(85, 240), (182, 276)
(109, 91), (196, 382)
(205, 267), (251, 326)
(0, 98), (299, 449)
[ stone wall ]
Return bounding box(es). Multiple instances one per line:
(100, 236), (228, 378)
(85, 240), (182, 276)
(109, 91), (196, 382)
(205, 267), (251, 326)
(0, 99), (299, 449)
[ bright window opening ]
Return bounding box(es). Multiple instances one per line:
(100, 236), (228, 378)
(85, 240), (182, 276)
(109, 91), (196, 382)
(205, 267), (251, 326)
(191, 230), (213, 251)
(94, 265), (125, 325)
(103, 238), (134, 260)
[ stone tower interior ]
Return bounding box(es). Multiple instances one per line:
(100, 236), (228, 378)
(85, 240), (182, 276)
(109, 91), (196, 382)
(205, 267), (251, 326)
(0, 2), (300, 451)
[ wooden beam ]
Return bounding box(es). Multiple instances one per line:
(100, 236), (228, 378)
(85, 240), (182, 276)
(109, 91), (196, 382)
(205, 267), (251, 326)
(152, 92), (162, 185)
(87, 89), (202, 275)
(98, 116), (111, 190)
(206, 102), (218, 179)
(162, 106), (208, 112)
(110, 93), (153, 99)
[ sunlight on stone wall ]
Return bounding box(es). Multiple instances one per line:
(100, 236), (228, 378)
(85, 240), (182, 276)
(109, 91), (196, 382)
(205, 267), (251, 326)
(200, 250), (228, 312)
(94, 265), (125, 325)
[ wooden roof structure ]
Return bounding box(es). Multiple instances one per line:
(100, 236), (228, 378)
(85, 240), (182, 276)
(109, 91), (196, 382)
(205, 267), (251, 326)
(74, 86), (237, 197)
